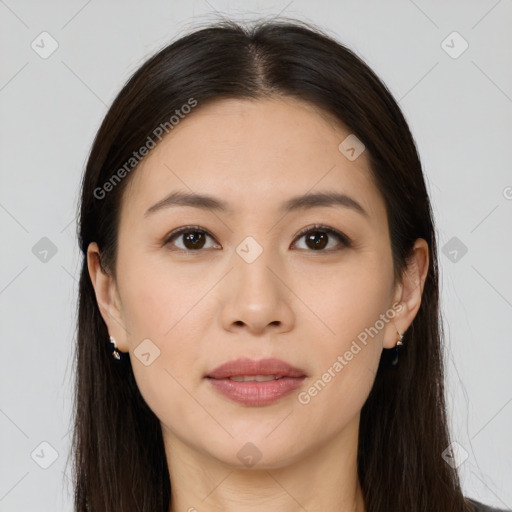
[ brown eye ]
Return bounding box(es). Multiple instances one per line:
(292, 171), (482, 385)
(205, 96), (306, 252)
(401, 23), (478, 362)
(165, 227), (220, 251)
(293, 225), (351, 252)
(304, 230), (329, 250)
(182, 231), (206, 250)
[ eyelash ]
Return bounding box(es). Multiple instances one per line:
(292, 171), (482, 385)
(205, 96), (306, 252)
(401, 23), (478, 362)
(163, 224), (352, 253)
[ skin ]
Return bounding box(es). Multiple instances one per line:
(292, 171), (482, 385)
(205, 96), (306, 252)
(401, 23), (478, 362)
(88, 97), (429, 512)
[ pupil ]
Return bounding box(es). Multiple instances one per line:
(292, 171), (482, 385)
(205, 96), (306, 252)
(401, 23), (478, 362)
(306, 231), (328, 250)
(184, 232), (205, 249)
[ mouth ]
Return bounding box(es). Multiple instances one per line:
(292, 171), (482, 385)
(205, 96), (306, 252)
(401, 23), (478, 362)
(205, 357), (307, 380)
(205, 357), (307, 406)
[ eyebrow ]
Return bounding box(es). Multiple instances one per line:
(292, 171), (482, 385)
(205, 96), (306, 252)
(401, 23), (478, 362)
(144, 190), (369, 218)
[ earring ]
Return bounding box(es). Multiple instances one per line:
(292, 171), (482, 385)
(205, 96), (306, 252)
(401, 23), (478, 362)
(109, 335), (121, 360)
(390, 329), (405, 367)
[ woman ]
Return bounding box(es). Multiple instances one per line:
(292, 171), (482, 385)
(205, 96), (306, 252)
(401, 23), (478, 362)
(72, 17), (509, 512)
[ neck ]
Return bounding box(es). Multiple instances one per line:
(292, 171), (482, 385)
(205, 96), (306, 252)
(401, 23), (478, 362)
(165, 414), (366, 512)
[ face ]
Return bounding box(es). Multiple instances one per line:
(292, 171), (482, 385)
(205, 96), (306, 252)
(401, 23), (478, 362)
(91, 97), (417, 470)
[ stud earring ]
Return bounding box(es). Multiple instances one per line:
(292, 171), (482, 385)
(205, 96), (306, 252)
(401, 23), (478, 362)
(109, 335), (121, 360)
(396, 330), (404, 346)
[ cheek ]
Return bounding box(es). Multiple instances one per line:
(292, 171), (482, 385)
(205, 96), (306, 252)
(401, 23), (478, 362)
(295, 262), (392, 416)
(123, 292), (207, 440)
(296, 303), (385, 442)
(116, 253), (212, 422)
(304, 256), (393, 349)
(118, 248), (210, 339)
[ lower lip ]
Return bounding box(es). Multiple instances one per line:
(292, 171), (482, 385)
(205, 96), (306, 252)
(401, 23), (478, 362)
(206, 376), (306, 406)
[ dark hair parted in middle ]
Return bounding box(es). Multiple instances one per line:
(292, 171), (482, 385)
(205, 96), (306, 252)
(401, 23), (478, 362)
(73, 17), (470, 512)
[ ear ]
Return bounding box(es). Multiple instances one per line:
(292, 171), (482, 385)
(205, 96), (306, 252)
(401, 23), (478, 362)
(383, 238), (430, 349)
(87, 242), (129, 353)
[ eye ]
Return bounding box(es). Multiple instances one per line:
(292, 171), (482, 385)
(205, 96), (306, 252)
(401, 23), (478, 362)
(163, 224), (351, 253)
(164, 226), (221, 251)
(292, 224), (351, 252)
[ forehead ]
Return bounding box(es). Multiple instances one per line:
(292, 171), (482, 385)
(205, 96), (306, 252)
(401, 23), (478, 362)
(122, 97), (386, 223)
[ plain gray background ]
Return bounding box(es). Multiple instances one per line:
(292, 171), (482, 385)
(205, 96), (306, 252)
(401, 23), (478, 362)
(1, 0), (511, 510)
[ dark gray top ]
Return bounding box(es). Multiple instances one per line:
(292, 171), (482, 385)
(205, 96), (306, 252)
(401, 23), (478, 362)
(469, 499), (511, 512)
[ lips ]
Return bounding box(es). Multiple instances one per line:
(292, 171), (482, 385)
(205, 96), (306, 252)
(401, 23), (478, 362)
(205, 357), (307, 406)
(205, 357), (307, 379)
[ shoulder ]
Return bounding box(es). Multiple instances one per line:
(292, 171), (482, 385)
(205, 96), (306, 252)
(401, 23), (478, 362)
(467, 498), (512, 512)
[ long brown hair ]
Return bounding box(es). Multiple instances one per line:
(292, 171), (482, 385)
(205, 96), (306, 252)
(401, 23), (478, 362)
(71, 17), (474, 511)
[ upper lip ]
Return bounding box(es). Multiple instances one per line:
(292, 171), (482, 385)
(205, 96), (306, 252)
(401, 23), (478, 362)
(206, 357), (307, 379)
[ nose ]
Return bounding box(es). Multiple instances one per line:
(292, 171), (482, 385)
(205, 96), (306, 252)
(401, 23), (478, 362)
(219, 250), (295, 336)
